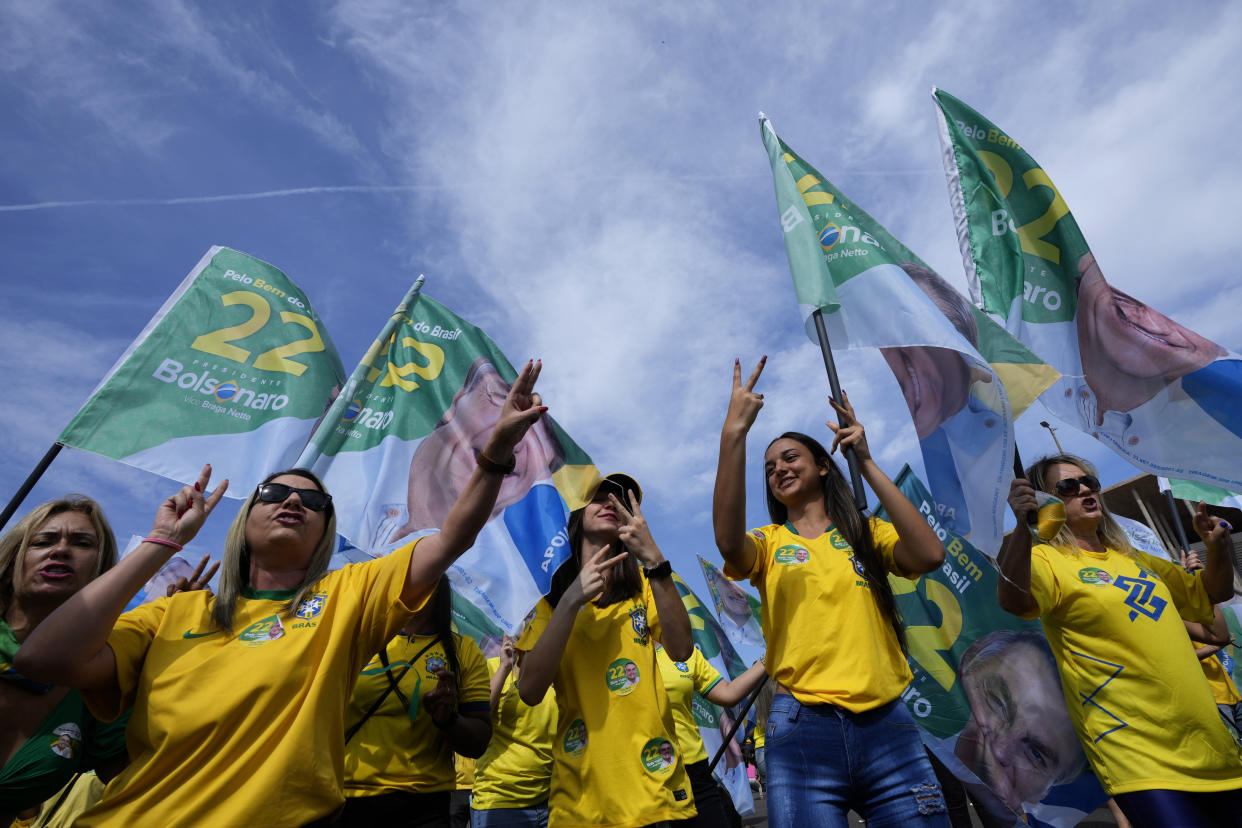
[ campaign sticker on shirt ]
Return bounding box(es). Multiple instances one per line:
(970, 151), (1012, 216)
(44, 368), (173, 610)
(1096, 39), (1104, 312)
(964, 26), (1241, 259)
(827, 529), (852, 551)
(49, 723), (82, 759)
(607, 657), (640, 695)
(640, 737), (676, 776)
(774, 544), (811, 566)
(1077, 567), (1113, 585)
(239, 615), (285, 647)
(562, 718), (588, 757)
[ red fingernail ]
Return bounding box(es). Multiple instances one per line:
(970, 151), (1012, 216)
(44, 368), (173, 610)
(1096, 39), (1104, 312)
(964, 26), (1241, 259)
(194, 482), (201, 491)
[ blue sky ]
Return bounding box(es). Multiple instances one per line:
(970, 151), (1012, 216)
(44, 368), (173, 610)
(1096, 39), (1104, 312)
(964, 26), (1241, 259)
(3, 1), (1240, 642)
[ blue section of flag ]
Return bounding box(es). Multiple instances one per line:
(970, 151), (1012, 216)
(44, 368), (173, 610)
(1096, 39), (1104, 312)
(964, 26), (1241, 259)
(503, 482), (571, 593)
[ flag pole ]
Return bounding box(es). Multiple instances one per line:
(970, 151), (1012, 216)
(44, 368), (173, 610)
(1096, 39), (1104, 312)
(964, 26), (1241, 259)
(708, 674), (768, 775)
(1164, 488), (1192, 556)
(0, 442), (64, 533)
(1012, 444), (1038, 527)
(295, 276), (425, 472)
(811, 309), (866, 511)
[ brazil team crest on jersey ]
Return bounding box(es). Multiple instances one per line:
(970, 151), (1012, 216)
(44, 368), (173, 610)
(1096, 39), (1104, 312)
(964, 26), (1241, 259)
(239, 615), (285, 647)
(563, 718), (588, 757)
(774, 544), (810, 566)
(675, 660), (689, 673)
(640, 737), (676, 776)
(294, 593), (326, 619)
(1078, 567), (1112, 585)
(425, 654), (448, 675)
(629, 605), (650, 645)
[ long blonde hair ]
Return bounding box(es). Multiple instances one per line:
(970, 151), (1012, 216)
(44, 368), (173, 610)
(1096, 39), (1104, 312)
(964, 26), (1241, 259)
(1027, 454), (1134, 558)
(0, 496), (118, 618)
(212, 469), (336, 631)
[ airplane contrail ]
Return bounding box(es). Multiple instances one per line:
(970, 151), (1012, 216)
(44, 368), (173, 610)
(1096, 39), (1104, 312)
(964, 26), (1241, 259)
(0, 184), (427, 212)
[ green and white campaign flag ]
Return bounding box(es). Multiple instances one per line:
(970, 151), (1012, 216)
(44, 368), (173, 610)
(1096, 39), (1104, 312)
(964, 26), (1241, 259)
(761, 115), (1048, 556)
(1158, 476), (1242, 513)
(59, 247), (345, 495)
(697, 555), (764, 649)
(935, 88), (1242, 491)
(878, 466), (1105, 828)
(670, 574), (754, 817)
(297, 283), (599, 634)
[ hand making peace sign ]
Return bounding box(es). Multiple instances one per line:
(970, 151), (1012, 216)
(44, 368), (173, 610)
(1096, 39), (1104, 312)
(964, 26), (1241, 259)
(607, 490), (664, 568)
(724, 356), (767, 434)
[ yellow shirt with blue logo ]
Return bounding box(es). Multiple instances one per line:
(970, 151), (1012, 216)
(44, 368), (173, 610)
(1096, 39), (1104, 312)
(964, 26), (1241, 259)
(726, 518), (913, 712)
(78, 540), (427, 828)
(655, 646), (723, 766)
(1024, 543), (1242, 794)
(1193, 643), (1242, 706)
(517, 577), (694, 827)
(472, 657), (558, 810)
(344, 631), (490, 796)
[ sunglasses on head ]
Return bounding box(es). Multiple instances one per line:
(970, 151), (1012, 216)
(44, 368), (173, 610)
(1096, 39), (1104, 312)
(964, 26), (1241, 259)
(255, 482), (333, 512)
(1053, 475), (1100, 497)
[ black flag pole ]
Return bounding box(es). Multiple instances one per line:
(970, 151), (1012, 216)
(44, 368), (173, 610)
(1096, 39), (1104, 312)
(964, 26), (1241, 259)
(0, 442), (65, 533)
(707, 673), (769, 775)
(1013, 444), (1037, 526)
(1164, 488), (1193, 561)
(811, 309), (866, 511)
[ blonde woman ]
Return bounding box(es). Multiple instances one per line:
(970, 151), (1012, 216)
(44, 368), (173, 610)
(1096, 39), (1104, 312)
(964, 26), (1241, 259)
(1000, 454), (1242, 827)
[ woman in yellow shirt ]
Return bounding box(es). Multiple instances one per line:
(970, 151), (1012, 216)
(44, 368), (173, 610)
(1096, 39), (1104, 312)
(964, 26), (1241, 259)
(16, 361), (548, 828)
(517, 473), (695, 827)
(655, 644), (765, 826)
(1000, 454), (1242, 827)
(471, 635), (558, 827)
(342, 578), (492, 827)
(712, 359), (949, 828)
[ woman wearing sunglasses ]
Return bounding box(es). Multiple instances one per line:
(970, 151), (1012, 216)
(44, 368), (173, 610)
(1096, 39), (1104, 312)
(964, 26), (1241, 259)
(1000, 454), (1242, 828)
(16, 362), (548, 828)
(517, 473), (696, 828)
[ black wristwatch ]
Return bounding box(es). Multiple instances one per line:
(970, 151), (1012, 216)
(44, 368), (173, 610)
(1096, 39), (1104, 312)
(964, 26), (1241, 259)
(643, 560), (673, 580)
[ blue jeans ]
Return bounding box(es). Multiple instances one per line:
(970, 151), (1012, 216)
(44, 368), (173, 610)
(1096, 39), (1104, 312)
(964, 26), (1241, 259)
(766, 693), (948, 828)
(470, 801), (548, 828)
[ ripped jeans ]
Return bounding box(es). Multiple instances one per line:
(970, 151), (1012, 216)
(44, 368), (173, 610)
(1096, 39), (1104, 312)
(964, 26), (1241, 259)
(765, 693), (948, 828)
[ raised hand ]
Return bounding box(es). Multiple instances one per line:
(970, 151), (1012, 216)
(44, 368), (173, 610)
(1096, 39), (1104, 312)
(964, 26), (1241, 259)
(608, 490), (663, 567)
(724, 357), (766, 434)
(486, 360), (548, 460)
(1193, 502), (1232, 552)
(499, 635), (517, 670)
(826, 391), (870, 462)
(166, 554), (222, 597)
(1007, 477), (1039, 522)
(563, 543), (628, 608)
(149, 465), (229, 547)
(423, 667), (460, 726)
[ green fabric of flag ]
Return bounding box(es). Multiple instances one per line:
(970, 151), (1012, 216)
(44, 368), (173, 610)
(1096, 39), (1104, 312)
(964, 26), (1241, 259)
(59, 246), (345, 495)
(935, 88), (1242, 491)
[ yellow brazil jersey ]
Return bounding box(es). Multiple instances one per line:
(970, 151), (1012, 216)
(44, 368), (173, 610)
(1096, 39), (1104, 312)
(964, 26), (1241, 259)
(1193, 643), (1242, 706)
(1024, 543), (1242, 795)
(516, 577), (695, 828)
(78, 540), (427, 828)
(655, 646), (723, 766)
(455, 755), (475, 790)
(725, 518), (914, 712)
(472, 656), (558, 810)
(753, 713), (765, 750)
(344, 631), (490, 796)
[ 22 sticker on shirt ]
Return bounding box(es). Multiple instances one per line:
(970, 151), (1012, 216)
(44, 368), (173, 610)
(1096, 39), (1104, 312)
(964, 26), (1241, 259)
(774, 544), (810, 566)
(640, 737), (676, 776)
(563, 718), (588, 757)
(607, 657), (640, 696)
(239, 615), (285, 647)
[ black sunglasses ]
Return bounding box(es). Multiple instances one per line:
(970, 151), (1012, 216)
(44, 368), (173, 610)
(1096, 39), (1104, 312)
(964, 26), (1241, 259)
(1053, 475), (1100, 497)
(255, 482), (333, 512)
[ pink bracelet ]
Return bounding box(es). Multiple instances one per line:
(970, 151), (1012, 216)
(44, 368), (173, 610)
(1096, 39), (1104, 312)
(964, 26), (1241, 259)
(143, 536), (184, 552)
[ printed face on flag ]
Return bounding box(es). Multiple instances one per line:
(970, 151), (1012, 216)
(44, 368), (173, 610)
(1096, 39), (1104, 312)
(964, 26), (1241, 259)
(955, 631), (1085, 820)
(388, 356), (567, 543)
(879, 263), (995, 440)
(1076, 251), (1224, 414)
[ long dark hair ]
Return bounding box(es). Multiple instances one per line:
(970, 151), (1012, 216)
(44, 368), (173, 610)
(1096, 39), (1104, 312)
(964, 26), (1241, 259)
(428, 577), (461, 677)
(547, 507), (643, 609)
(765, 432), (907, 653)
